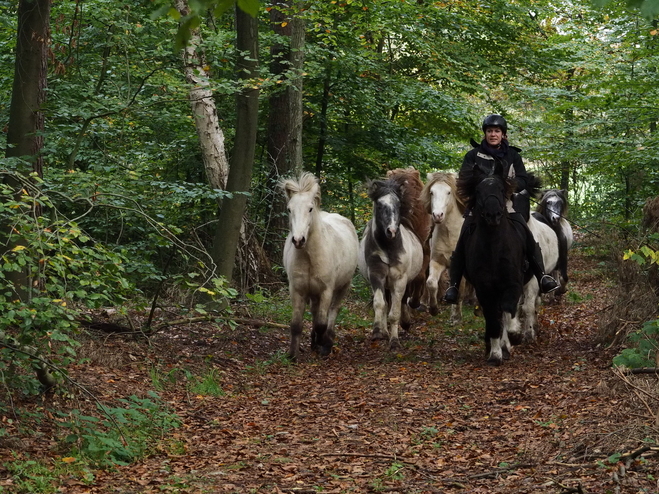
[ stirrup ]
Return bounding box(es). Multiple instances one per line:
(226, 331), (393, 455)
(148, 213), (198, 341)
(540, 275), (560, 294)
(444, 284), (459, 304)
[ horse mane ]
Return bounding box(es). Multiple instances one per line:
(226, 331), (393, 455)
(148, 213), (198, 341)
(525, 173), (542, 200)
(419, 171), (467, 215)
(457, 163), (517, 211)
(279, 172), (321, 206)
(386, 168), (431, 243)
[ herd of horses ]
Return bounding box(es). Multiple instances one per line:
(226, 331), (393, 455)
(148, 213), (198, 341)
(280, 167), (573, 366)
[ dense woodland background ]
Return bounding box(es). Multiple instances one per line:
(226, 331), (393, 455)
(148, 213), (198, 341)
(2, 0), (659, 491)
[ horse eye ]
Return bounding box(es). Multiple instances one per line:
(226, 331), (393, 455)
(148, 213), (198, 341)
(309, 207), (313, 213)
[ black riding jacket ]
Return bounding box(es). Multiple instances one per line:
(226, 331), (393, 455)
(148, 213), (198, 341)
(460, 138), (529, 193)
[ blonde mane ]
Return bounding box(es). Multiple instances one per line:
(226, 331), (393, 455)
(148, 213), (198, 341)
(420, 171), (467, 215)
(280, 172), (321, 206)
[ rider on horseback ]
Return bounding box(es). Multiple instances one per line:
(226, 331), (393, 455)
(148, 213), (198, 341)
(444, 114), (559, 304)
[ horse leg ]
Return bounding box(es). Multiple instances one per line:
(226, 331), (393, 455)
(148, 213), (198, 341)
(401, 295), (412, 332)
(310, 291), (334, 357)
(450, 278), (467, 325)
(426, 260), (443, 316)
(288, 291), (306, 362)
(501, 312), (517, 360)
(512, 279), (536, 345)
(481, 303), (504, 366)
(387, 277), (408, 350)
(326, 282), (351, 350)
(370, 276), (388, 340)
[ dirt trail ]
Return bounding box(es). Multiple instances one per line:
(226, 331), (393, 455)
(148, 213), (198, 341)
(5, 240), (658, 493)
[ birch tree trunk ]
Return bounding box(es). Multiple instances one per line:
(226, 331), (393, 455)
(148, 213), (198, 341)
(175, 0), (229, 191)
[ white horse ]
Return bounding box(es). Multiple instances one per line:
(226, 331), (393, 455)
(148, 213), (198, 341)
(516, 214), (559, 341)
(281, 172), (359, 361)
(419, 172), (467, 322)
(534, 189), (574, 294)
(359, 169), (426, 350)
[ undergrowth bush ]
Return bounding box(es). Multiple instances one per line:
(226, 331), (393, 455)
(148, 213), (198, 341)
(57, 392), (181, 467)
(609, 237), (659, 369)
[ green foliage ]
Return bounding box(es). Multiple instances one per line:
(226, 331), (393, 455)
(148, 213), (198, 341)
(615, 245), (659, 368)
(189, 367), (226, 396)
(613, 319), (659, 368)
(0, 172), (137, 394)
(58, 393), (180, 467)
(0, 454), (95, 494)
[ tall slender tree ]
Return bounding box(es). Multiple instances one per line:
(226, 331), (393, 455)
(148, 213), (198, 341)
(265, 0), (305, 257)
(211, 4), (260, 282)
(175, 0), (229, 191)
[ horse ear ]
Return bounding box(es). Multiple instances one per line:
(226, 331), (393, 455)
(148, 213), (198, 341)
(366, 180), (383, 201)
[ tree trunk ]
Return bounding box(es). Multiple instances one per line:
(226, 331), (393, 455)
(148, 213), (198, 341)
(314, 73), (331, 178)
(175, 0), (229, 191)
(265, 0), (305, 258)
(3, 0), (51, 302)
(211, 5), (259, 282)
(5, 0), (50, 177)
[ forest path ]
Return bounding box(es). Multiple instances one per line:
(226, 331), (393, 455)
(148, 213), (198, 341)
(7, 234), (657, 494)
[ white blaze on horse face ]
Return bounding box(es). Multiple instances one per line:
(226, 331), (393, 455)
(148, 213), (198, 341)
(546, 195), (562, 225)
(430, 182), (452, 224)
(378, 193), (400, 239)
(287, 192), (315, 249)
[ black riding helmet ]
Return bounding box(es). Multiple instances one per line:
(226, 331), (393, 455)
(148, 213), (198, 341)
(482, 114), (507, 135)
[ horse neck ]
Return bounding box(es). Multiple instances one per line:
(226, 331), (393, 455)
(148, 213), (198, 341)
(305, 210), (326, 246)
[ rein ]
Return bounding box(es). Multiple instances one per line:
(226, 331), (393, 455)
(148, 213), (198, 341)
(529, 196), (602, 239)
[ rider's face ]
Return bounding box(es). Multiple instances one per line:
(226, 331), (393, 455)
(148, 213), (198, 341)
(485, 127), (503, 147)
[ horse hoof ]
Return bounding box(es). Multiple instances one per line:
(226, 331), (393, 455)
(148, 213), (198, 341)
(317, 345), (333, 357)
(370, 332), (387, 341)
(486, 356), (503, 366)
(502, 347), (511, 360)
(389, 339), (402, 351)
(508, 332), (523, 346)
(286, 352), (299, 363)
(429, 306), (439, 316)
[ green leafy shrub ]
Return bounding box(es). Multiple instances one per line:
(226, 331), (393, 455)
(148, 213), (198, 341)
(613, 319), (659, 369)
(613, 245), (659, 368)
(0, 171), (137, 394)
(58, 392), (181, 467)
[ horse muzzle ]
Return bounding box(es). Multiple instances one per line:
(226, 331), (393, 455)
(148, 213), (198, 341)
(292, 237), (306, 249)
(432, 212), (444, 224)
(483, 211), (503, 226)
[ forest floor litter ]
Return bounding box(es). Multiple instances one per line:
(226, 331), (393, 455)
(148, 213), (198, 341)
(2, 233), (658, 493)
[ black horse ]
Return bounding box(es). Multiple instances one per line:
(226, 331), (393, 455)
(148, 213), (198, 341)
(458, 161), (533, 366)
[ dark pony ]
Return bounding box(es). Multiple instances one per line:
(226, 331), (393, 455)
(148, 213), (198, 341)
(457, 161), (531, 366)
(533, 189), (573, 293)
(358, 168), (429, 349)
